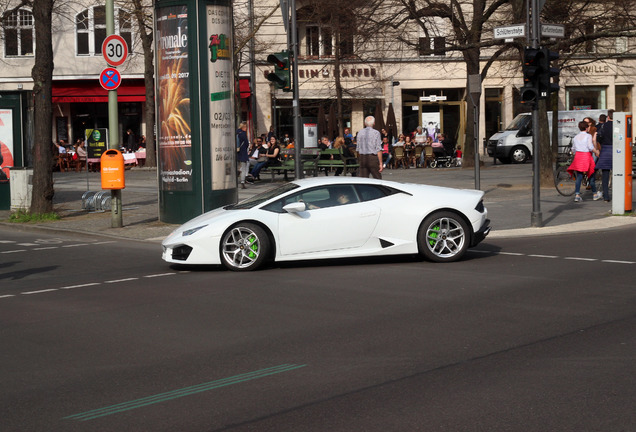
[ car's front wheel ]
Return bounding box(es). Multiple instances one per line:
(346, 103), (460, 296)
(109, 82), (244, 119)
(220, 223), (270, 271)
(418, 211), (469, 263)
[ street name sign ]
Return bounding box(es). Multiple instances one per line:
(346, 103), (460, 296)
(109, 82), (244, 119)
(493, 25), (526, 40)
(541, 24), (565, 38)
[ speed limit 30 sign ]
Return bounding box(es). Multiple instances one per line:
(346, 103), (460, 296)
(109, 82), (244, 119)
(102, 35), (128, 67)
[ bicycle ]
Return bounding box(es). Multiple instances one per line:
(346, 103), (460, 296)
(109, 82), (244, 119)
(554, 139), (607, 197)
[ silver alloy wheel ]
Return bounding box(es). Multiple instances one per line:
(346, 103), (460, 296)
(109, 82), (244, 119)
(221, 225), (262, 270)
(424, 216), (466, 260)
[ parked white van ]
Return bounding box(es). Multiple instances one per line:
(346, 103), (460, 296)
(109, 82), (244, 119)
(486, 109), (605, 164)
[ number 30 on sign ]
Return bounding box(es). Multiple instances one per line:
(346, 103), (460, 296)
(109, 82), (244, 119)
(102, 35), (128, 67)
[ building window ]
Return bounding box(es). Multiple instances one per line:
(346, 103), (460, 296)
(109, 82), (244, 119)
(419, 37), (445, 56)
(76, 6), (132, 56)
(3, 9), (34, 57)
(566, 86), (606, 110)
(304, 24), (353, 58)
(306, 25), (332, 57)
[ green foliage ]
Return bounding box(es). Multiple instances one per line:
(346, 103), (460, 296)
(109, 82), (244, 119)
(8, 210), (60, 223)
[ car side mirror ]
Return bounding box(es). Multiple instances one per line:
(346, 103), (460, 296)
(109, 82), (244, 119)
(283, 202), (306, 213)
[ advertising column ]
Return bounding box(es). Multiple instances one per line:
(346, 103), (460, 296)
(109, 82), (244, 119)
(206, 4), (235, 191)
(155, 0), (236, 224)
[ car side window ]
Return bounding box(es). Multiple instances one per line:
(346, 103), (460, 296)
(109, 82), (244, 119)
(354, 184), (399, 202)
(262, 185), (361, 212)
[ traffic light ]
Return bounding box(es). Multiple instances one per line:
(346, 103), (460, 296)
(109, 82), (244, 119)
(520, 47), (541, 105)
(266, 51), (291, 92)
(538, 48), (560, 97)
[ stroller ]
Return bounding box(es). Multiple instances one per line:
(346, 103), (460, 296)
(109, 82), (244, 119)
(429, 141), (457, 168)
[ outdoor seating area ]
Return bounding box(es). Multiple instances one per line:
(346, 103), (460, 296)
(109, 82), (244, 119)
(57, 150), (147, 173)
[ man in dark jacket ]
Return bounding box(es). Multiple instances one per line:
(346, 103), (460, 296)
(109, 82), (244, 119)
(236, 122), (250, 189)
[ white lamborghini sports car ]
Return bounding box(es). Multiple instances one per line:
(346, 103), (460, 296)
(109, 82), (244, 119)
(162, 177), (490, 271)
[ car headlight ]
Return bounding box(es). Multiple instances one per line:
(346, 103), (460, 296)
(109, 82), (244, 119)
(497, 138), (504, 147)
(182, 225), (208, 236)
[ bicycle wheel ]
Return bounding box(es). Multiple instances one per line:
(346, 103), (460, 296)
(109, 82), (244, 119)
(555, 166), (576, 196)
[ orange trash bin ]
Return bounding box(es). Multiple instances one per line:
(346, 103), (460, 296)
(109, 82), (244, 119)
(100, 149), (125, 190)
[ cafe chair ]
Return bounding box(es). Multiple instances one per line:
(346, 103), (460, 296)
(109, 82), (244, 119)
(393, 146), (407, 169)
(422, 145), (435, 168)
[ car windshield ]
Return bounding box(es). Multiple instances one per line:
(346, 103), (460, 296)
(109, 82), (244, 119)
(505, 114), (531, 131)
(227, 182), (300, 209)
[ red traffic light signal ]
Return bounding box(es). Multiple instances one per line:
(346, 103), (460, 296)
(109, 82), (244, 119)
(266, 51), (291, 92)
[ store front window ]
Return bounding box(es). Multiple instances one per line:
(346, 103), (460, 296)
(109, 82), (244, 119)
(401, 88), (464, 146)
(566, 86), (606, 110)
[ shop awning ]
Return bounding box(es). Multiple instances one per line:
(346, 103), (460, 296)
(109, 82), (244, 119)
(239, 78), (251, 99)
(52, 79), (146, 103)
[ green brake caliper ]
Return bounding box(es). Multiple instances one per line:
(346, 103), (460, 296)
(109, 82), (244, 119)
(247, 235), (258, 259)
(429, 225), (440, 247)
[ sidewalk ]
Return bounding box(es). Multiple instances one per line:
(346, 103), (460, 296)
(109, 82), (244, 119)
(1, 163), (634, 242)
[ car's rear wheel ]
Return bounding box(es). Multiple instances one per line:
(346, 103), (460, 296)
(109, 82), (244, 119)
(418, 211), (469, 263)
(220, 223), (269, 271)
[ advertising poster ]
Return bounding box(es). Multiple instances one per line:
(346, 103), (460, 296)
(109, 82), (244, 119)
(421, 112), (440, 142)
(0, 109), (15, 182)
(156, 6), (193, 191)
(303, 123), (317, 148)
(85, 128), (108, 159)
(206, 4), (235, 190)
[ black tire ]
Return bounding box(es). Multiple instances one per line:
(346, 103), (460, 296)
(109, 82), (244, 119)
(554, 165), (576, 196)
(430, 160), (438, 168)
(510, 146), (529, 164)
(418, 211), (470, 263)
(220, 223), (270, 271)
(444, 161), (452, 168)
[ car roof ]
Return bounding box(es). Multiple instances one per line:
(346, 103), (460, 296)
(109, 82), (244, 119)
(289, 176), (398, 188)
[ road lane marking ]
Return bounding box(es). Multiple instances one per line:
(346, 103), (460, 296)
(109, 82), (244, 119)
(602, 260), (635, 264)
(564, 257), (597, 262)
(0, 294), (15, 299)
(17, 243), (39, 246)
(21, 289), (58, 295)
(498, 252), (524, 256)
(0, 240), (16, 243)
(60, 283), (102, 290)
(104, 278), (139, 284)
(93, 241), (117, 245)
(62, 244), (89, 248)
(528, 254), (559, 259)
(33, 246), (59, 251)
(1, 249), (27, 254)
(65, 364), (307, 421)
(143, 273), (177, 278)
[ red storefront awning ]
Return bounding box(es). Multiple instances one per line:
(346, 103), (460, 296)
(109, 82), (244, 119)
(239, 78), (251, 99)
(52, 79), (146, 103)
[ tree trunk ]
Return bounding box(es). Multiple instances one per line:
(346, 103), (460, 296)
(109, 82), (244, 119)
(30, 0), (54, 214)
(462, 49), (481, 169)
(131, 0), (156, 167)
(333, 15), (344, 137)
(142, 33), (156, 167)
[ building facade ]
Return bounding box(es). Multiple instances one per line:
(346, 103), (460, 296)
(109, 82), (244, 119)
(0, 0), (148, 167)
(243, 0), (635, 149)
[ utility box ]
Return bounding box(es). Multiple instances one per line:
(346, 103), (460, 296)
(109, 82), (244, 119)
(101, 149), (125, 190)
(612, 112), (633, 215)
(9, 167), (33, 211)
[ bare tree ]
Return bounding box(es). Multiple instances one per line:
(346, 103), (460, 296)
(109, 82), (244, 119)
(30, 0), (54, 213)
(125, 0), (156, 167)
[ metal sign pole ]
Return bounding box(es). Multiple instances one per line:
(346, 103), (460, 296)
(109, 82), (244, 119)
(289, 0), (302, 178)
(106, 0), (122, 228)
(530, 0), (542, 227)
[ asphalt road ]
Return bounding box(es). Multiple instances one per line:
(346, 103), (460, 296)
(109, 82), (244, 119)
(1, 226), (636, 431)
